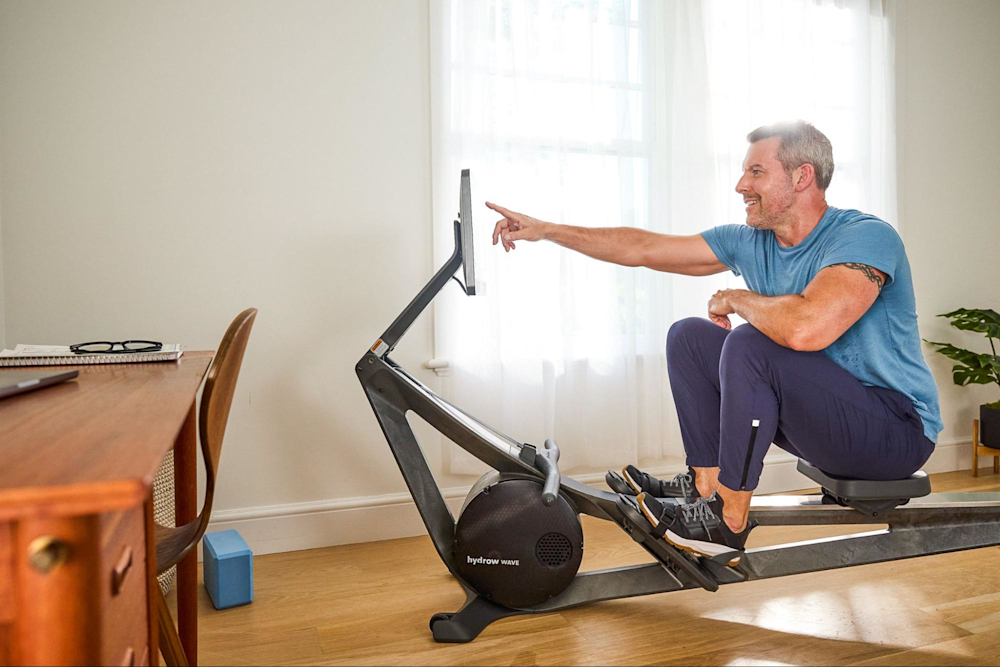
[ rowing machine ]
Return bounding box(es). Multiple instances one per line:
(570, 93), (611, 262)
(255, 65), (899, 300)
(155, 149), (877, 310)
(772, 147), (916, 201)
(356, 170), (1000, 642)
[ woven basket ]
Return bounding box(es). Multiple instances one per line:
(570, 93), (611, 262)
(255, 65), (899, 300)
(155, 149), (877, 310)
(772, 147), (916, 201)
(154, 451), (177, 596)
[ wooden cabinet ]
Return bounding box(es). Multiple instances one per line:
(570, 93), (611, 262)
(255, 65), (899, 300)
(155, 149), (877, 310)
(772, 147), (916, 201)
(0, 507), (151, 665)
(0, 354), (213, 666)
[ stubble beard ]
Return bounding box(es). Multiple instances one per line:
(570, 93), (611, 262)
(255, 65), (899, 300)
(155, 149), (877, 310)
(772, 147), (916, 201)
(746, 204), (774, 230)
(746, 191), (794, 231)
(746, 208), (768, 229)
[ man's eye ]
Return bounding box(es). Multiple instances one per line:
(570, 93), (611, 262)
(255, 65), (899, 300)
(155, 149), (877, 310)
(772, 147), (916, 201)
(753, 170), (762, 176)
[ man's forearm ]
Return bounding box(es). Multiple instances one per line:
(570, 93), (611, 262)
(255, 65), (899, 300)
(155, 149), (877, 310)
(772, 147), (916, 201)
(725, 289), (810, 349)
(544, 224), (656, 267)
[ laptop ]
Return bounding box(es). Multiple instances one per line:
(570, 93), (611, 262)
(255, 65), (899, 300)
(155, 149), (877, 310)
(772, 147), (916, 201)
(0, 369), (79, 400)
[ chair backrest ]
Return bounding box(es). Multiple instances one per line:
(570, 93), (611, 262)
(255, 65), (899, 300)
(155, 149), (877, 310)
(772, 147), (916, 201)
(195, 308), (257, 535)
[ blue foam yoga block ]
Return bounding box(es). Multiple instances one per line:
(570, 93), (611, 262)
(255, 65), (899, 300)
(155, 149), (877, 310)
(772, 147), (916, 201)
(203, 529), (254, 610)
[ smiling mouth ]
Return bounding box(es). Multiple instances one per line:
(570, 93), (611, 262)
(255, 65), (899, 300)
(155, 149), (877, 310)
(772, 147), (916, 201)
(745, 200), (760, 209)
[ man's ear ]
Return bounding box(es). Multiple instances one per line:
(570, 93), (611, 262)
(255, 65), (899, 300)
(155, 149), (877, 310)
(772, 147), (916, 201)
(793, 163), (816, 192)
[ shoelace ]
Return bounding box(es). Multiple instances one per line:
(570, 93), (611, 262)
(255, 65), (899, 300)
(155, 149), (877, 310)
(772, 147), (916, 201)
(679, 496), (720, 531)
(663, 472), (694, 498)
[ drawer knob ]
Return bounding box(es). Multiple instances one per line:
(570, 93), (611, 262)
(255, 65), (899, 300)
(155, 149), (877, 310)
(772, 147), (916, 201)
(112, 546), (134, 596)
(27, 536), (71, 574)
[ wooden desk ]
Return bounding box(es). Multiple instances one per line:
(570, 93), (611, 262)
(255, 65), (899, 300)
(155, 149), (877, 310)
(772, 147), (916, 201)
(0, 353), (212, 666)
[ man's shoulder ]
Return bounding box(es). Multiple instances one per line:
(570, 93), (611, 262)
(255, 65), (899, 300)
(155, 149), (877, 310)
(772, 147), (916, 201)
(827, 207), (900, 242)
(828, 207), (894, 230)
(702, 223), (774, 243)
(703, 223), (765, 244)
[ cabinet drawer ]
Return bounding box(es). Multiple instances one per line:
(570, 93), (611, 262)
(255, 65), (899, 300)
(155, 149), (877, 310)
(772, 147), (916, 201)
(100, 507), (149, 665)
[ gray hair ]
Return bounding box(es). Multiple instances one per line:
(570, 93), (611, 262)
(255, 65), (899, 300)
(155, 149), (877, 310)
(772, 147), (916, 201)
(747, 121), (835, 191)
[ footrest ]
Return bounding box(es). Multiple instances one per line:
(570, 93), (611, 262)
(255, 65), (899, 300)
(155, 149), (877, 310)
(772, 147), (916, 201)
(606, 470), (633, 495)
(796, 460), (930, 499)
(615, 494), (720, 592)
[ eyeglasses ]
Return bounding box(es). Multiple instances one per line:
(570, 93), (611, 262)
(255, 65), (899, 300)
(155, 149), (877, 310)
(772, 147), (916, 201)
(70, 340), (163, 355)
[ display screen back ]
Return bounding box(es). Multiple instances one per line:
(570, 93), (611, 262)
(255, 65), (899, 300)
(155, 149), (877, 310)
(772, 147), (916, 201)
(460, 169), (476, 295)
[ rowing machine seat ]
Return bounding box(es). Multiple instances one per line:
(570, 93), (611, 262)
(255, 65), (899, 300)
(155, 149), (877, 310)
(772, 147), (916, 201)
(797, 459), (930, 517)
(797, 460), (931, 499)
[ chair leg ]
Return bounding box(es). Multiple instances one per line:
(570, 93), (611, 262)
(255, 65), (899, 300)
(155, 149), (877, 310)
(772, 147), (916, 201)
(155, 584), (190, 667)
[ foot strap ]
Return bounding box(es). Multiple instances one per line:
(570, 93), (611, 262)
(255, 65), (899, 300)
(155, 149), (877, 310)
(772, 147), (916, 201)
(605, 470), (632, 495)
(615, 494), (720, 592)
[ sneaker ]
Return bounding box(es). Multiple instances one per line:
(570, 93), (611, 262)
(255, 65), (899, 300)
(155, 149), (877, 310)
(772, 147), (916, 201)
(608, 465), (699, 499)
(635, 492), (754, 567)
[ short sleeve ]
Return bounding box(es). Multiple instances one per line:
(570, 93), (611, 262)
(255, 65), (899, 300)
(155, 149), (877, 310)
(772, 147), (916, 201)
(701, 224), (754, 277)
(819, 220), (902, 286)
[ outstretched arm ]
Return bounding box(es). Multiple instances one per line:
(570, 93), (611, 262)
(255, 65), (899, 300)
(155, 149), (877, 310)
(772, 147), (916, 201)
(708, 263), (888, 350)
(487, 202), (727, 276)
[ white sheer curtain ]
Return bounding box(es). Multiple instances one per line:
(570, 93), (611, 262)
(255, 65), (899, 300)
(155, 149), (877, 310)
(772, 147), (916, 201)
(429, 0), (896, 476)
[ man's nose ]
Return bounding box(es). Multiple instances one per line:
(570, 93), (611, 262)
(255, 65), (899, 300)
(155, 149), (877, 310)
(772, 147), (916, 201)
(735, 174), (748, 194)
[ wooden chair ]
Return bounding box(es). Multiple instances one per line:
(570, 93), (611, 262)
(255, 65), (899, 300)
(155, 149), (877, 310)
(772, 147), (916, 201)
(154, 308), (257, 666)
(972, 418), (1000, 477)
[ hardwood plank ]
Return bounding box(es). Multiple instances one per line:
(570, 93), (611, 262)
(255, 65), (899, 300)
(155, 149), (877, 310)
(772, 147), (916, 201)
(848, 631), (1000, 666)
(201, 627), (324, 667)
(920, 591), (1000, 635)
(318, 610), (587, 667)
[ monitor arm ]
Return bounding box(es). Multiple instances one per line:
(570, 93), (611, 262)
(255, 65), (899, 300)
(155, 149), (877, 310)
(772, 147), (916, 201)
(370, 220), (462, 358)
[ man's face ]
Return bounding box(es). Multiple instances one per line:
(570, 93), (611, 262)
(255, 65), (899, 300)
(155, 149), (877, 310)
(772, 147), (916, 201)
(735, 137), (795, 229)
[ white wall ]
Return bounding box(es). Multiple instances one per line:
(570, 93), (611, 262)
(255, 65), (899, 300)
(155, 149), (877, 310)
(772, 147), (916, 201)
(897, 0), (1000, 443)
(0, 1), (474, 541)
(1, 1), (998, 555)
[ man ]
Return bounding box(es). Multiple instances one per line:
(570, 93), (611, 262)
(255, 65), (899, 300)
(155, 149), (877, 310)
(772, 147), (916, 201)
(487, 120), (941, 564)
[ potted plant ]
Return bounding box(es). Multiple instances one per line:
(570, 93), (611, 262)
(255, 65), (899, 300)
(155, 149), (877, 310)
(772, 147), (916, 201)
(924, 308), (1000, 447)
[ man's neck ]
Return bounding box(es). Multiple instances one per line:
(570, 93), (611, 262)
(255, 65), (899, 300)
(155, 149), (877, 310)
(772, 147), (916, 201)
(773, 201), (829, 248)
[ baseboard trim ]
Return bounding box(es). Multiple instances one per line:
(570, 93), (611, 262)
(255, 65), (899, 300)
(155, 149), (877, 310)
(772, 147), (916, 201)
(207, 437), (972, 557)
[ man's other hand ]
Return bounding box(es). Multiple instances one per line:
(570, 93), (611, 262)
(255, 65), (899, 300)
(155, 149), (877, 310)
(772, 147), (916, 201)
(487, 202), (550, 252)
(708, 290), (735, 330)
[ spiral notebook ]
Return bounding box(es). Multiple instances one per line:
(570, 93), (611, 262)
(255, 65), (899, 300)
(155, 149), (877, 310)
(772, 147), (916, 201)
(0, 344), (184, 367)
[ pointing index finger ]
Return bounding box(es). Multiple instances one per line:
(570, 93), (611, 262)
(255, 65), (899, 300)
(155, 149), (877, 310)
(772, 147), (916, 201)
(486, 201), (515, 218)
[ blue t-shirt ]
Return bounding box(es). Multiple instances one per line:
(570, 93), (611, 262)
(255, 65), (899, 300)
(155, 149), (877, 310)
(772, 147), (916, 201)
(701, 207), (942, 443)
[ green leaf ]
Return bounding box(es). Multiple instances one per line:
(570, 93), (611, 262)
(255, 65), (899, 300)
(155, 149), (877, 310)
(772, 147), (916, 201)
(925, 341), (981, 364)
(952, 365), (998, 386)
(936, 308), (1000, 339)
(924, 340), (1000, 387)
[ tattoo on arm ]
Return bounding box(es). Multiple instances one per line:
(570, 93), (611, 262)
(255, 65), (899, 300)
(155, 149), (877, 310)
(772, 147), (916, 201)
(834, 262), (884, 292)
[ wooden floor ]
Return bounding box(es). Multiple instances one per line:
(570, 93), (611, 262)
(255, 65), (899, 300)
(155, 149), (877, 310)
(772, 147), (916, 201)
(173, 470), (1000, 666)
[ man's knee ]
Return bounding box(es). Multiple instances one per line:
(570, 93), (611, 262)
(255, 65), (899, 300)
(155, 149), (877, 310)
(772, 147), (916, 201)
(666, 317), (716, 358)
(721, 323), (773, 360)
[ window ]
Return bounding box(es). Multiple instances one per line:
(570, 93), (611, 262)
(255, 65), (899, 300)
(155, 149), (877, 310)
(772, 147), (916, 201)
(431, 0), (896, 471)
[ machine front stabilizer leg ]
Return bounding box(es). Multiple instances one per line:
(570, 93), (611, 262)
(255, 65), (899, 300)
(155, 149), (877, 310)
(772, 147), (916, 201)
(430, 592), (529, 643)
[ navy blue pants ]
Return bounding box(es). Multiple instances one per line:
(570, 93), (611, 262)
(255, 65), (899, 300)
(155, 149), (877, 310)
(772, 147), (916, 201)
(666, 318), (934, 491)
